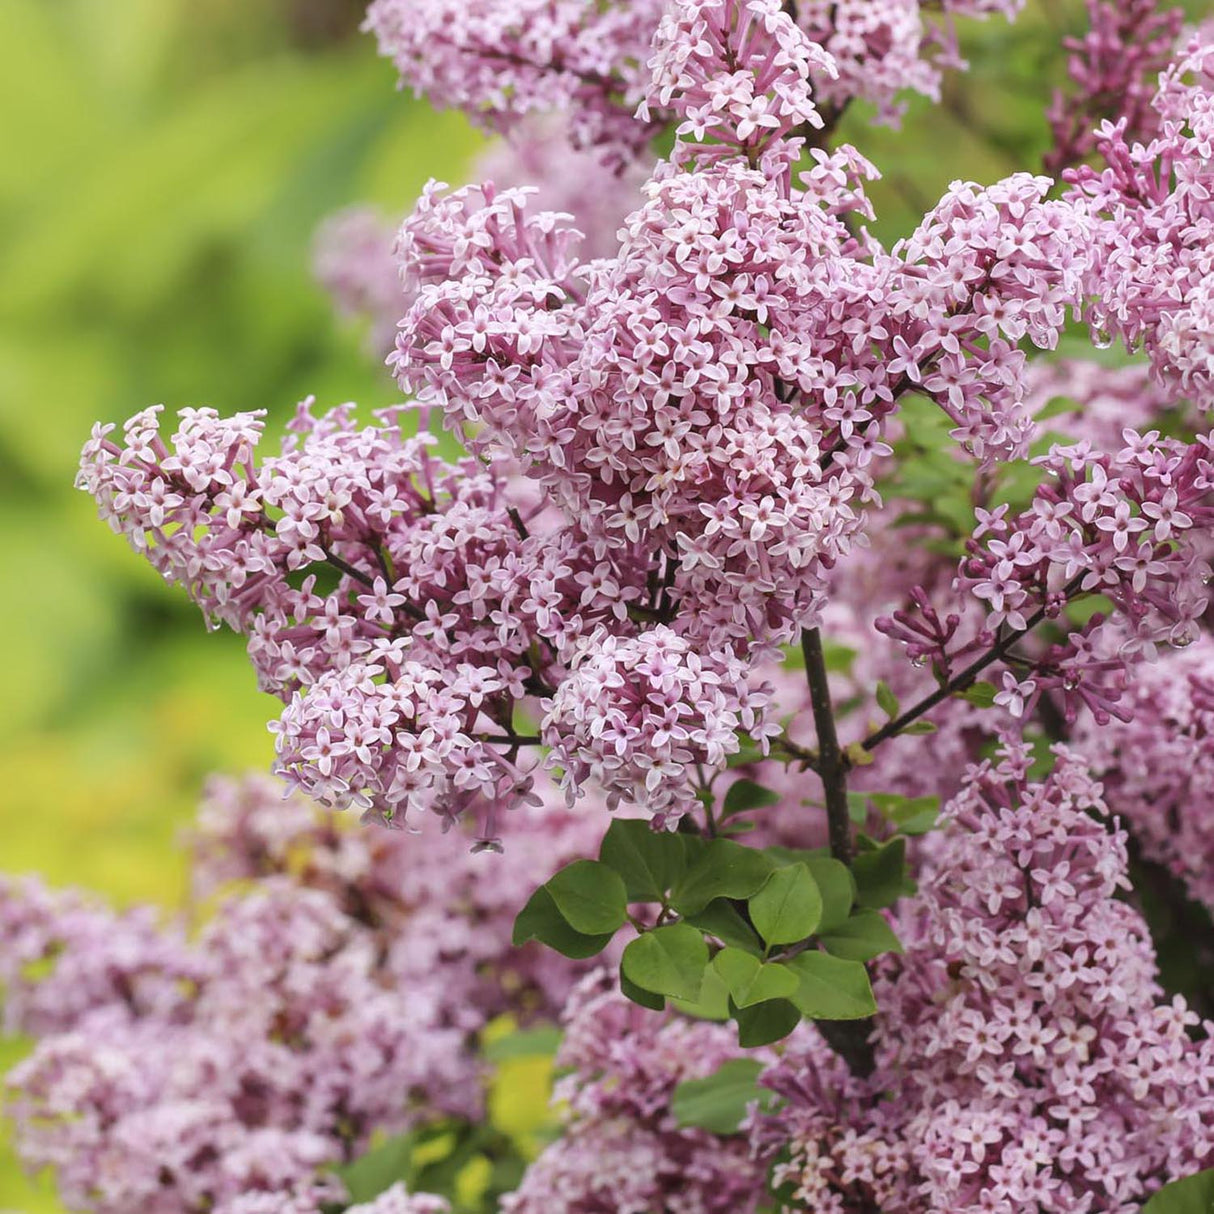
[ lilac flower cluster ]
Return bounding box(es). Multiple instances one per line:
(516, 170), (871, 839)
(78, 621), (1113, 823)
(364, 0), (1023, 164)
(77, 399), (653, 833)
(0, 772), (604, 1213)
(1072, 42), (1214, 407)
(502, 970), (766, 1214)
(799, 0), (1024, 128)
(1074, 635), (1214, 914)
(313, 118), (650, 358)
(880, 427), (1214, 724)
(763, 743), (1214, 1212)
(2, 877), (469, 1214)
(88, 0), (1212, 837)
(542, 626), (774, 823)
(363, 0), (665, 162)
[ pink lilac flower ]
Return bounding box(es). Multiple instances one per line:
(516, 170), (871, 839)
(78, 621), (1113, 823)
(76, 397), (656, 832)
(1070, 41), (1214, 408)
(878, 427), (1214, 726)
(313, 205), (406, 354)
(542, 626), (775, 824)
(188, 768), (610, 1017)
(3, 879), (474, 1214)
(1, 770), (608, 1214)
(761, 742), (1214, 1212)
(1074, 634), (1214, 915)
(502, 969), (767, 1214)
(220, 1183), (449, 1214)
(362, 0), (665, 164)
(363, 0), (1023, 164)
(1023, 358), (1188, 452)
(312, 119), (651, 358)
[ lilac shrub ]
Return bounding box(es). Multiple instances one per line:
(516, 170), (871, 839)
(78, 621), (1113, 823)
(26, 0), (1214, 1209)
(763, 744), (1214, 1212)
(0, 773), (604, 1214)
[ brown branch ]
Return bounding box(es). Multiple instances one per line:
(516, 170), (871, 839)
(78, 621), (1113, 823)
(801, 627), (854, 865)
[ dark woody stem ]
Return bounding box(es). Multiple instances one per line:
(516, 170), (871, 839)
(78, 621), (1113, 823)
(800, 626), (854, 866)
(799, 626), (877, 1078)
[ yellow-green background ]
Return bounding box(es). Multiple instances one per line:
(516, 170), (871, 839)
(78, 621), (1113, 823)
(0, 0), (1194, 1208)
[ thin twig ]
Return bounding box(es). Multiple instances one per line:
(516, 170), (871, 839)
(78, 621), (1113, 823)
(861, 576), (1086, 754)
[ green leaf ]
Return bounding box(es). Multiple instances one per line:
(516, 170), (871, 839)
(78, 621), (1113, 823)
(622, 923), (709, 1002)
(819, 909), (904, 962)
(875, 681), (900, 720)
(684, 899), (764, 953)
(671, 839), (775, 916)
(670, 1058), (775, 1134)
(802, 856), (855, 933)
(545, 859), (628, 935)
(784, 951), (877, 1020)
(599, 818), (687, 902)
(722, 778), (782, 819)
(867, 793), (940, 837)
(1141, 1169), (1214, 1213)
(846, 791), (869, 825)
(512, 887), (615, 958)
(748, 864), (823, 946)
(734, 998), (803, 1046)
(713, 947), (798, 1008)
(960, 681), (998, 708)
(620, 969), (666, 1012)
(482, 1026), (562, 1063)
(902, 720), (937, 735)
(852, 837), (913, 910)
(821, 641), (858, 674)
(335, 1133), (415, 1203)
(671, 963), (731, 1021)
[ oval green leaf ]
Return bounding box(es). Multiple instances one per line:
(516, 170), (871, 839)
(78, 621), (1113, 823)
(671, 1058), (774, 1134)
(621, 922), (709, 1002)
(546, 859), (628, 935)
(748, 863), (823, 945)
(784, 951), (877, 1020)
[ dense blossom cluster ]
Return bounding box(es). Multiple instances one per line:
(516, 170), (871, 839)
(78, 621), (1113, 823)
(2, 878), (464, 1214)
(1072, 43), (1214, 407)
(0, 773), (603, 1213)
(1075, 635), (1214, 914)
(363, 0), (664, 162)
(503, 970), (766, 1214)
(763, 745), (1214, 1212)
(313, 118), (649, 356)
(77, 400), (648, 831)
(542, 626), (773, 823)
(364, 0), (1023, 163)
(53, 2), (1214, 1212)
